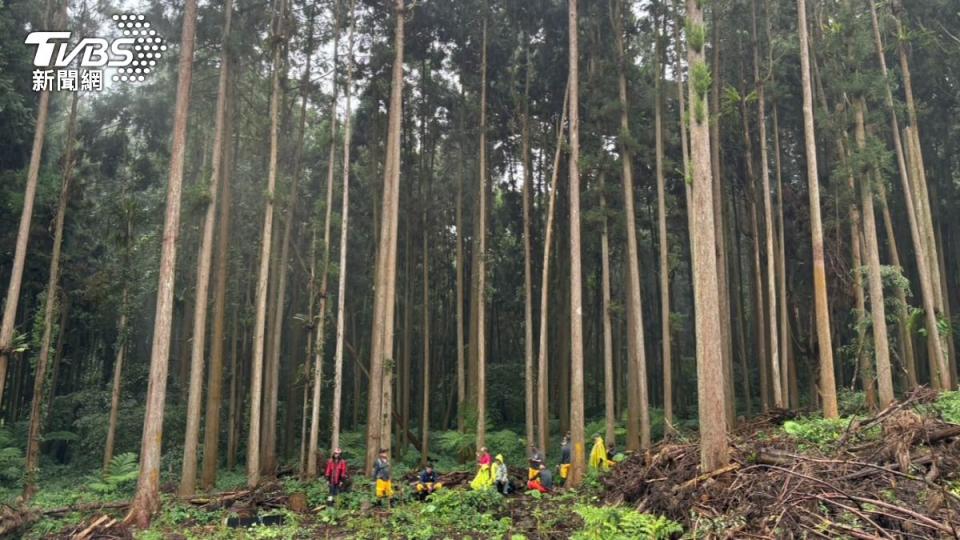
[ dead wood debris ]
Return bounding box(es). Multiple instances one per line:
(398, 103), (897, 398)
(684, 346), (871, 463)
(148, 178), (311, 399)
(604, 388), (960, 538)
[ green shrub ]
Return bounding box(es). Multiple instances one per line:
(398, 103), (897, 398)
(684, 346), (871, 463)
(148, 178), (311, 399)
(0, 427), (23, 484)
(85, 452), (139, 495)
(572, 504), (682, 539)
(935, 391), (960, 424)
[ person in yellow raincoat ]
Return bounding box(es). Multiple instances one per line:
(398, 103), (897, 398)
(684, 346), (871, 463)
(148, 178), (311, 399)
(470, 447), (495, 490)
(589, 436), (613, 471)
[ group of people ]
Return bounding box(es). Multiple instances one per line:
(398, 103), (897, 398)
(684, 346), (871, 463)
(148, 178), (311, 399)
(320, 434), (619, 507)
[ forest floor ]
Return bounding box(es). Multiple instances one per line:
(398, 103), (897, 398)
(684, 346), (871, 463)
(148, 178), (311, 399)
(3, 388), (960, 539)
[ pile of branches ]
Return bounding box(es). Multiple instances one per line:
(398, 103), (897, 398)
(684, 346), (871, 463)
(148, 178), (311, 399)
(604, 388), (960, 538)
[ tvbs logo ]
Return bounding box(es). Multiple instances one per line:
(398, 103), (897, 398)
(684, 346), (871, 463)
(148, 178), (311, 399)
(26, 13), (166, 91)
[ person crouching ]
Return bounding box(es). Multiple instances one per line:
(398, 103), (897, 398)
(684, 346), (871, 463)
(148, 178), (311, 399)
(416, 462), (442, 500)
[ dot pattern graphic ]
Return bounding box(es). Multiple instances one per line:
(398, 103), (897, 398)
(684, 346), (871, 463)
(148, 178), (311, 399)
(110, 14), (164, 84)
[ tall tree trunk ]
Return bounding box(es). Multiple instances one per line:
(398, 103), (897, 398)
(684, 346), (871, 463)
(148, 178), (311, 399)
(537, 84), (569, 456)
(772, 105), (792, 409)
(686, 0), (729, 471)
(521, 37), (536, 453)
(307, 1), (342, 478)
(848, 148), (874, 408)
(202, 36), (237, 491)
(596, 171), (616, 446)
(868, 0), (944, 389)
(475, 8), (489, 450)
(0, 2), (63, 406)
(180, 0), (233, 496)
(567, 0), (587, 486)
(226, 312), (239, 471)
(653, 7), (672, 435)
(126, 0), (198, 525)
(420, 165), (431, 466)
(797, 0), (838, 418)
(710, 1), (735, 429)
(365, 0), (405, 473)
(246, 0), (285, 489)
(613, 0), (650, 450)
(104, 287), (128, 472)
(23, 90), (79, 500)
(877, 182), (917, 387)
(455, 88), (466, 434)
(752, 0), (782, 409)
(330, 0), (355, 454)
(855, 99), (894, 405)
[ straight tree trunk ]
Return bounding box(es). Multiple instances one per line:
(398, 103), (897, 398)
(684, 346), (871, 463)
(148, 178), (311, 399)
(878, 181), (917, 387)
(599, 172), (616, 447)
(868, 0), (944, 389)
(797, 0), (838, 418)
(567, 0), (587, 486)
(202, 32), (236, 490)
(653, 8), (672, 435)
(752, 0), (782, 408)
(0, 1), (62, 405)
(686, 0), (729, 471)
(104, 287), (128, 472)
(126, 0), (199, 524)
(455, 88), (466, 434)
(180, 0), (233, 496)
(613, 0), (650, 450)
(772, 105), (792, 409)
(330, 0), (355, 453)
(537, 84), (569, 455)
(521, 38), (536, 453)
(307, 1), (342, 477)
(365, 0), (405, 473)
(421, 170), (431, 466)
(475, 9), (489, 450)
(226, 312), (239, 470)
(855, 99), (894, 405)
(23, 89), (79, 500)
(246, 0), (285, 489)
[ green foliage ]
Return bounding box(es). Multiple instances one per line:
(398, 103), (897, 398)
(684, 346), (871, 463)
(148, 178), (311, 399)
(685, 20), (706, 53)
(348, 489), (510, 539)
(86, 452), (138, 494)
(782, 417), (848, 448)
(691, 62), (712, 100)
(934, 391), (960, 424)
(0, 427), (23, 483)
(572, 504), (682, 539)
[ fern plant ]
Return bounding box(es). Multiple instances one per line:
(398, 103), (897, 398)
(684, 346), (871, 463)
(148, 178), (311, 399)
(0, 427), (23, 483)
(87, 452), (139, 494)
(573, 504), (682, 540)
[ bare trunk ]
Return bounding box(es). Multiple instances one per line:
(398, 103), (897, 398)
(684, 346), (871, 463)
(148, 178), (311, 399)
(613, 0), (650, 450)
(752, 0), (782, 409)
(600, 173), (616, 447)
(654, 9), (672, 435)
(246, 0), (285, 489)
(330, 0), (355, 454)
(202, 42), (236, 490)
(855, 100), (894, 405)
(23, 90), (79, 500)
(797, 0), (838, 418)
(567, 0), (587, 486)
(126, 0), (199, 524)
(475, 9), (489, 450)
(180, 0), (233, 496)
(686, 0), (729, 471)
(104, 288), (128, 472)
(537, 84), (569, 456)
(869, 0), (945, 389)
(772, 105), (792, 409)
(365, 0), (405, 473)
(521, 39), (536, 452)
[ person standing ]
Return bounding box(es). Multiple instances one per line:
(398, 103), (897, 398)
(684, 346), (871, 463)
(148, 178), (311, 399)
(559, 433), (571, 483)
(493, 454), (511, 495)
(372, 449), (393, 506)
(324, 448), (349, 502)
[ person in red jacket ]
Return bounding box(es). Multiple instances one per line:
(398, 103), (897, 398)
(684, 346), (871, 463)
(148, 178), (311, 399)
(324, 448), (349, 502)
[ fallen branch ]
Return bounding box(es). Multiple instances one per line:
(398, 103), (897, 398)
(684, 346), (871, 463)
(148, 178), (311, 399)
(674, 463), (740, 492)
